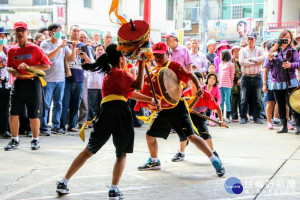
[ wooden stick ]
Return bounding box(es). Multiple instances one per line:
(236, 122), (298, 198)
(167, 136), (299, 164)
(144, 63), (160, 112)
(191, 110), (229, 128)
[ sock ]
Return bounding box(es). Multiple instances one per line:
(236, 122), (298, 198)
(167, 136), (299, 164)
(61, 177), (69, 185)
(151, 157), (158, 162)
(179, 151), (185, 155)
(209, 154), (217, 162)
(110, 184), (118, 190)
(32, 137), (39, 141)
(12, 137), (19, 142)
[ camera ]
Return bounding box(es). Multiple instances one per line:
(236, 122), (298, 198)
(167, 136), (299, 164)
(66, 41), (73, 45)
(275, 38), (289, 45)
(79, 45), (88, 55)
(272, 52), (279, 58)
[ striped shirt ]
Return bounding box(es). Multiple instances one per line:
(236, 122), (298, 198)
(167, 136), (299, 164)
(219, 61), (235, 88)
(239, 46), (266, 75)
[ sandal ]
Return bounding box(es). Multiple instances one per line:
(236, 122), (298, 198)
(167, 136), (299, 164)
(67, 128), (78, 132)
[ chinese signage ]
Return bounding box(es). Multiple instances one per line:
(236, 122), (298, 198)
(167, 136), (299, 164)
(0, 12), (52, 29)
(178, 29), (184, 45)
(208, 18), (256, 41)
(53, 4), (66, 24)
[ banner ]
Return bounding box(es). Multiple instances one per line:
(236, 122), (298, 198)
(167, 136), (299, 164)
(208, 18), (256, 41)
(53, 4), (66, 24)
(178, 29), (184, 45)
(0, 12), (52, 29)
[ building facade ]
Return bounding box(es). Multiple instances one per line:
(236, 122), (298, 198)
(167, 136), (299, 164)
(0, 0), (176, 43)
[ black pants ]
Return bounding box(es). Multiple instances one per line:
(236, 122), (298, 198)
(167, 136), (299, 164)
(128, 98), (143, 127)
(240, 75), (262, 120)
(231, 93), (241, 120)
(0, 88), (10, 133)
(273, 87), (300, 120)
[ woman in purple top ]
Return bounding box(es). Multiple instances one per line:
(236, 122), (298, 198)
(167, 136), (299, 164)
(264, 29), (300, 134)
(214, 40), (231, 74)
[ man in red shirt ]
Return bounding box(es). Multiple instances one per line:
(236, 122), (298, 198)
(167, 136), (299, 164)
(5, 22), (51, 151)
(171, 71), (226, 164)
(135, 42), (225, 177)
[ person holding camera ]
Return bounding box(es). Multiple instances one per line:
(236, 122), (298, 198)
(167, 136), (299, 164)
(39, 23), (76, 136)
(264, 30), (300, 134)
(60, 25), (92, 132)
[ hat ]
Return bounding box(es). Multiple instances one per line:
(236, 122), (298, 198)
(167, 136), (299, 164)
(294, 34), (300, 40)
(0, 27), (9, 35)
(231, 45), (241, 51)
(152, 42), (168, 54)
(247, 32), (257, 39)
(117, 19), (150, 60)
(217, 40), (231, 50)
(207, 39), (217, 46)
(14, 22), (28, 30)
(162, 30), (178, 39)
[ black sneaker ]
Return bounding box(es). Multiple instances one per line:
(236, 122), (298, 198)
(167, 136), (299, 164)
(56, 181), (69, 195)
(254, 118), (263, 124)
(138, 158), (161, 171)
(1, 131), (11, 138)
(240, 118), (247, 124)
(108, 189), (123, 200)
(172, 151), (185, 162)
(51, 128), (65, 134)
(212, 158), (225, 177)
(40, 129), (51, 136)
(4, 139), (20, 151)
(31, 140), (40, 150)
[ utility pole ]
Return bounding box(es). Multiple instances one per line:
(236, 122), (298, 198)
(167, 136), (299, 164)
(143, 0), (151, 26)
(203, 0), (209, 53)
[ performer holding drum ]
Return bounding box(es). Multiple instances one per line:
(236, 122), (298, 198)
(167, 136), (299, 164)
(170, 72), (227, 164)
(135, 42), (225, 177)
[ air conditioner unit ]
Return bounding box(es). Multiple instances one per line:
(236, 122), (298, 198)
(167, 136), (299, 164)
(183, 20), (192, 31)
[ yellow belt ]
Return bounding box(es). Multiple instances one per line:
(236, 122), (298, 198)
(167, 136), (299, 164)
(79, 94), (127, 142)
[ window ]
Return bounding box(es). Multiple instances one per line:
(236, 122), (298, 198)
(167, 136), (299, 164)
(243, 5), (252, 18)
(84, 0), (92, 8)
(184, 8), (199, 22)
(254, 4), (263, 18)
(184, 1), (200, 22)
(166, 0), (174, 20)
(209, 6), (218, 20)
(232, 0), (242, 4)
(0, 0), (9, 4)
(222, 0), (231, 6)
(139, 0), (144, 17)
(33, 0), (53, 5)
(222, 6), (231, 19)
(232, 6), (242, 19)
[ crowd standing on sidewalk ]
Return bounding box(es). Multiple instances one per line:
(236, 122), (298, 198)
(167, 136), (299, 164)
(1, 21), (300, 199)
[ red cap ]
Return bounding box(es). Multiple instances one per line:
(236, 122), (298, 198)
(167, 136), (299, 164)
(152, 42), (168, 54)
(14, 22), (28, 30)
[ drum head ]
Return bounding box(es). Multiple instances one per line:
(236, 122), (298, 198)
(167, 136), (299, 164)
(158, 68), (181, 104)
(289, 88), (300, 114)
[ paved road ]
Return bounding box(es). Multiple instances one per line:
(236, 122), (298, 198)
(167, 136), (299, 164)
(0, 121), (300, 200)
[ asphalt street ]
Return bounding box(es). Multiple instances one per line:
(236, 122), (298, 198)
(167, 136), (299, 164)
(0, 120), (300, 200)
